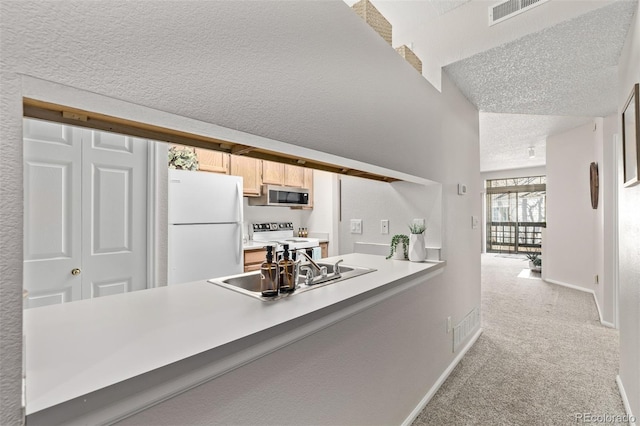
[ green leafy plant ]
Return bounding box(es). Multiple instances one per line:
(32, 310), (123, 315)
(168, 146), (199, 171)
(408, 223), (426, 234)
(387, 234), (409, 259)
(525, 252), (542, 267)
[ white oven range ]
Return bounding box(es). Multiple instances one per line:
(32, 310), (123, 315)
(251, 222), (321, 260)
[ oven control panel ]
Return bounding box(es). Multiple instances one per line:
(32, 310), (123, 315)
(252, 222), (294, 233)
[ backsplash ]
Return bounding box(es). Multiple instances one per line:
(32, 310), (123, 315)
(243, 198), (306, 239)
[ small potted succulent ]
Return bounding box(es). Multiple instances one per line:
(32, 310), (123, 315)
(387, 234), (409, 260)
(526, 252), (542, 272)
(168, 146), (199, 171)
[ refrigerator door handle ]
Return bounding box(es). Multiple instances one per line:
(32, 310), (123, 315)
(237, 181), (244, 265)
(236, 181), (244, 224)
(237, 223), (243, 265)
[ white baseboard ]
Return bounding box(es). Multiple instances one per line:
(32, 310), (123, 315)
(544, 278), (593, 294)
(617, 375), (637, 426)
(401, 327), (483, 426)
(543, 278), (614, 328)
(601, 320), (615, 328)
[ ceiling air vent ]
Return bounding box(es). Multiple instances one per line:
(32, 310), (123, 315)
(489, 0), (549, 26)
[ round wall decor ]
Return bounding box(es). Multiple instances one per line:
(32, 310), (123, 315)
(590, 162), (599, 209)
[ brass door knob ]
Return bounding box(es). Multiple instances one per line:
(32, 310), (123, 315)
(71, 268), (81, 276)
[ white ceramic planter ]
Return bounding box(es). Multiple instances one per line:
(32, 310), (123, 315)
(392, 245), (406, 260)
(529, 260), (541, 272)
(409, 233), (426, 262)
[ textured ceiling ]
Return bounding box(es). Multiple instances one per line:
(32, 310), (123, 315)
(444, 0), (637, 117)
(443, 0), (637, 172)
(343, 0), (636, 172)
(428, 0), (471, 17)
(479, 113), (593, 172)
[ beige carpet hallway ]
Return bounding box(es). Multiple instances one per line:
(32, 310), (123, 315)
(413, 254), (625, 425)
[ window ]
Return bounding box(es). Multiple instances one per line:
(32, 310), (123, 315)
(486, 176), (546, 254)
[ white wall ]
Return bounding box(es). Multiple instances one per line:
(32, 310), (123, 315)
(599, 114), (618, 326)
(617, 0), (640, 418)
(338, 176), (442, 254)
(544, 117), (617, 326)
(0, 2), (480, 423)
(0, 71), (23, 426)
(302, 170), (340, 256)
(438, 72), (482, 324)
(545, 122), (598, 292)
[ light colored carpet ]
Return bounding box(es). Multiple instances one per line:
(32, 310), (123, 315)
(413, 254), (625, 425)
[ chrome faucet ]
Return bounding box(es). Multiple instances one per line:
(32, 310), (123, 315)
(295, 250), (344, 286)
(295, 250), (326, 285)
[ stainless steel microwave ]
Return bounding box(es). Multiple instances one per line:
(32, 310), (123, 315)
(248, 185), (310, 207)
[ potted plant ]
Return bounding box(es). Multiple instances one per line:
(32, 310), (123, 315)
(386, 234), (409, 260)
(168, 146), (199, 171)
(408, 223), (427, 262)
(526, 252), (542, 272)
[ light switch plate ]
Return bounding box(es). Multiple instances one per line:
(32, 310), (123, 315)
(350, 219), (362, 234)
(472, 215), (479, 229)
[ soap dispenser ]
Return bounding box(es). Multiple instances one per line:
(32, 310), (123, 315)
(278, 244), (296, 293)
(260, 245), (279, 297)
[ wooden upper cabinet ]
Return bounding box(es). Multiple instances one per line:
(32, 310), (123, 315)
(195, 148), (229, 174)
(303, 168), (313, 208)
(230, 155), (262, 197)
(284, 165), (304, 187)
(262, 161), (285, 185)
(263, 161), (307, 188)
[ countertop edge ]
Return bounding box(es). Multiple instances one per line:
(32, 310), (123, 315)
(25, 255), (444, 417)
(26, 263), (445, 425)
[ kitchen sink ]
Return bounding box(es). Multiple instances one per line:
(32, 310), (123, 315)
(208, 261), (376, 301)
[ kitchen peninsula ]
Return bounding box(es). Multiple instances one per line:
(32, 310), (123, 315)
(25, 254), (445, 425)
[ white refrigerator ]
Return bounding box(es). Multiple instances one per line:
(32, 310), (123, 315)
(168, 169), (244, 285)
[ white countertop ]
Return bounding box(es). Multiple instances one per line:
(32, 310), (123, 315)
(243, 241), (269, 250)
(24, 253), (444, 415)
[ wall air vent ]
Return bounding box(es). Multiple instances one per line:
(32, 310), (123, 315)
(489, 0), (549, 26)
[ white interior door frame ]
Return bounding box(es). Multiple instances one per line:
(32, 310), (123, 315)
(613, 132), (620, 329)
(147, 142), (168, 288)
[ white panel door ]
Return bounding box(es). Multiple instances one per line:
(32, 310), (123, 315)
(23, 119), (149, 308)
(81, 129), (148, 299)
(23, 120), (83, 307)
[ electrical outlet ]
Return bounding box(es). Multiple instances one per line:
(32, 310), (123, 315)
(350, 219), (362, 234)
(447, 316), (452, 334)
(381, 219), (389, 234)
